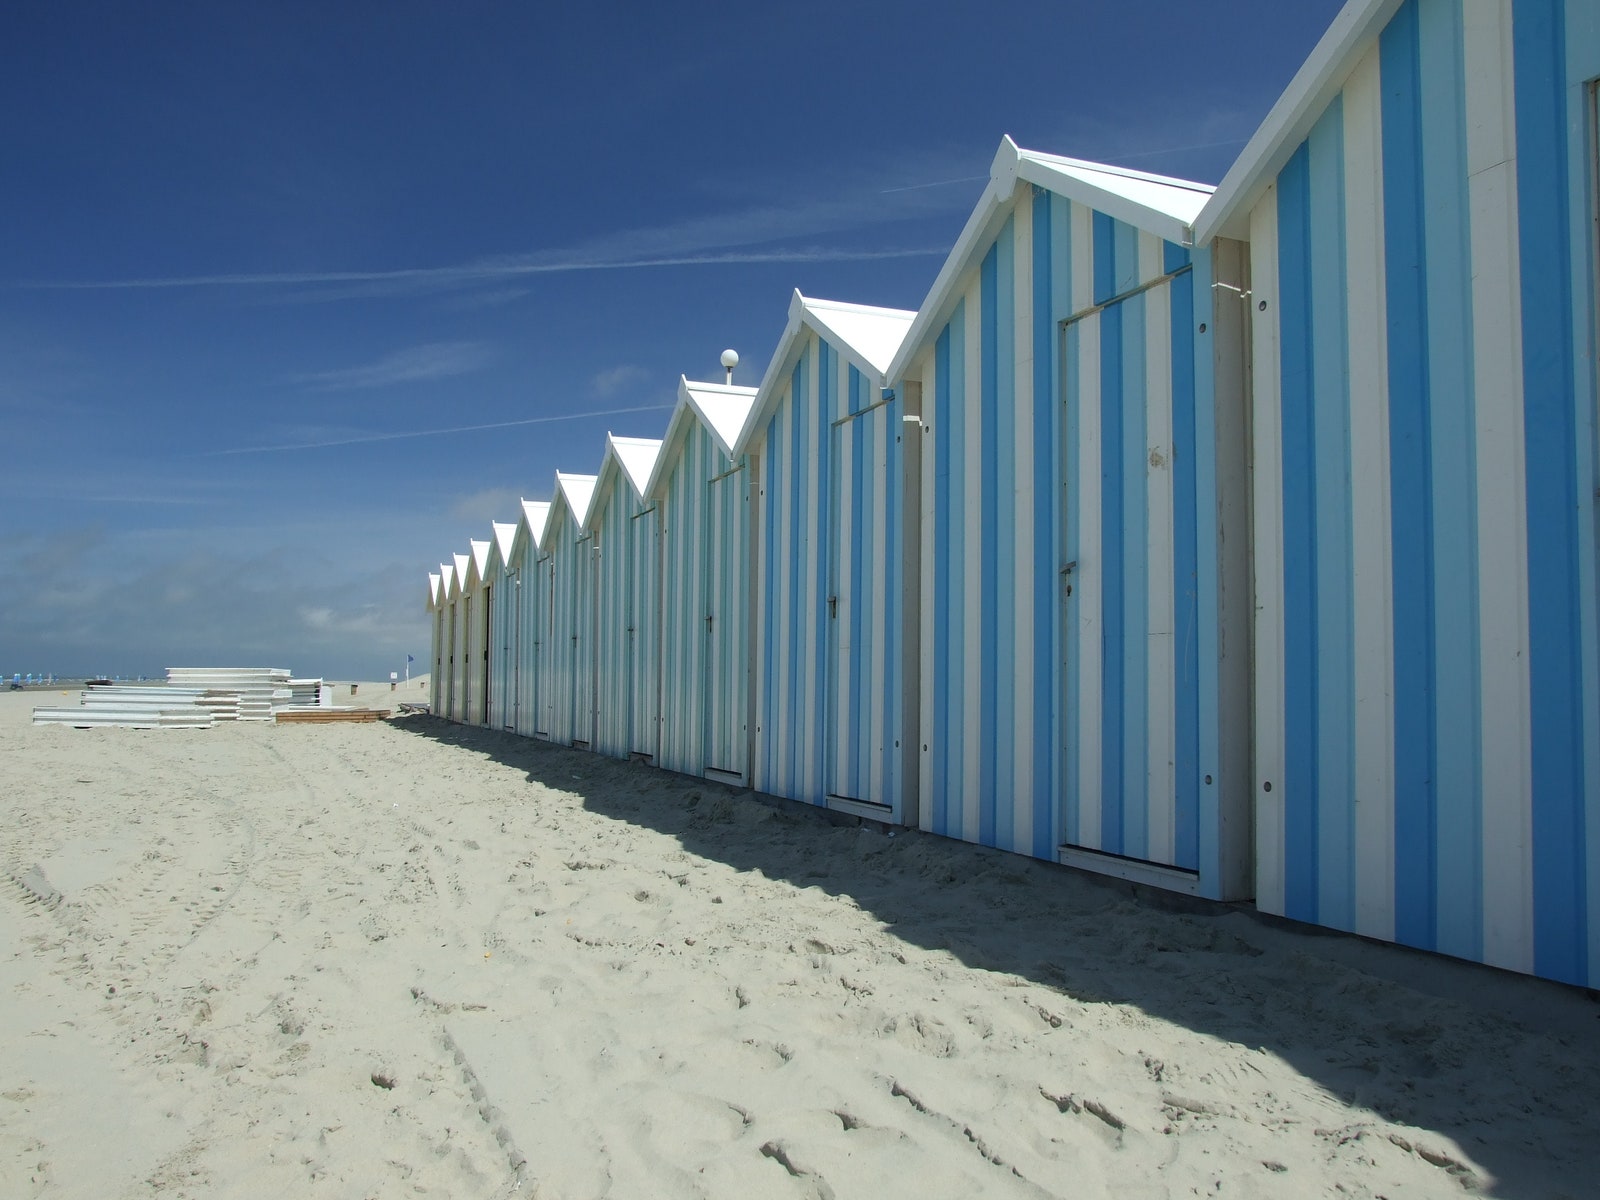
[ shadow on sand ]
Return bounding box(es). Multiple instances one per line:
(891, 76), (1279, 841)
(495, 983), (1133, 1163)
(396, 714), (1598, 1196)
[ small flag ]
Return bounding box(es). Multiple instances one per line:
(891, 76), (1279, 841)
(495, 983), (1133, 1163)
(407, 654), (414, 663)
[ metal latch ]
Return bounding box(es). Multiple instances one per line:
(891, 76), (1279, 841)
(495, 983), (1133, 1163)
(828, 595), (838, 618)
(1061, 561), (1077, 597)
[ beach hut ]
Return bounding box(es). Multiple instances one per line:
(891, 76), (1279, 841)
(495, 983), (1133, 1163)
(737, 292), (919, 821)
(1194, 0), (1600, 985)
(426, 570), (444, 713)
(588, 435), (665, 761)
(538, 472), (600, 746)
(485, 520), (518, 731)
(887, 135), (1255, 900)
(503, 499), (552, 738)
(460, 539), (493, 726)
(645, 377), (759, 785)
(448, 552), (470, 722)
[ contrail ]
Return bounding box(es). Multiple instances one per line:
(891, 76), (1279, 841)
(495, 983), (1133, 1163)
(206, 403), (676, 456)
(15, 246), (943, 292)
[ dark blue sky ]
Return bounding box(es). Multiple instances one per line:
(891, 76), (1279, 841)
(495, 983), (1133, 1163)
(1, 0), (1344, 678)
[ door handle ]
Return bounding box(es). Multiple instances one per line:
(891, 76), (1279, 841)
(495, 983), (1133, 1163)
(1061, 561), (1077, 598)
(828, 595), (838, 619)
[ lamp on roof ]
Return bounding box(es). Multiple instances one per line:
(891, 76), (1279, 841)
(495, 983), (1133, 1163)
(720, 348), (738, 384)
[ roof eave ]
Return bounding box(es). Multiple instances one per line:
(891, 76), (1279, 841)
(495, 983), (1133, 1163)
(1194, 0), (1400, 244)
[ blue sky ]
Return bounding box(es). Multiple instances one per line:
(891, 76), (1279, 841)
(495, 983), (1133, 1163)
(1, 0), (1343, 680)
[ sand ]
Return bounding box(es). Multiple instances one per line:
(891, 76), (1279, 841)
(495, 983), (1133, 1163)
(2, 685), (1596, 1199)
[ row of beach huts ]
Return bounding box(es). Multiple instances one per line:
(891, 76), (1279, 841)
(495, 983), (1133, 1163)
(424, 0), (1600, 989)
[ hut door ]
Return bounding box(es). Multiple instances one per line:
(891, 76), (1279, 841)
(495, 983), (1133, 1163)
(702, 466), (748, 782)
(446, 603), (457, 720)
(825, 409), (885, 811)
(1058, 281), (1198, 875)
(570, 538), (594, 747)
(481, 584), (492, 725)
(509, 576), (521, 731)
(534, 556), (553, 737)
(462, 596), (474, 723)
(628, 508), (658, 758)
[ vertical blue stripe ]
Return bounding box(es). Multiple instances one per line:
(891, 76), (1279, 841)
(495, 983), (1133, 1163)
(1032, 185), (1057, 859)
(1308, 99), (1357, 932)
(1170, 267), (1200, 873)
(787, 360), (806, 794)
(849, 374), (866, 796)
(1278, 141), (1320, 924)
(1163, 239), (1191, 276)
(764, 409), (784, 784)
(934, 324), (953, 835)
(1515, 0), (1586, 985)
(980, 245), (1001, 848)
(993, 226), (1018, 850)
(1418, 0), (1481, 963)
(948, 303), (968, 838)
(1120, 294), (1149, 859)
(1381, 1), (1438, 952)
(1114, 220), (1140, 295)
(1093, 211), (1116, 305)
(1099, 301), (1125, 854)
(816, 343), (833, 793)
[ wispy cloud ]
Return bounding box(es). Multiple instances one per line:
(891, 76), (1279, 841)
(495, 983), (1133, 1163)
(288, 341), (493, 390)
(205, 402), (676, 456)
(590, 365), (651, 399)
(449, 487), (522, 523)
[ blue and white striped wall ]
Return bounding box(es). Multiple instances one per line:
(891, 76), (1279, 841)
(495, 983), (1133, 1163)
(901, 181), (1253, 899)
(540, 476), (598, 747)
(652, 383), (756, 784)
(749, 327), (914, 820)
(428, 570), (445, 715)
(1244, 0), (1600, 986)
(506, 500), (550, 739)
(591, 438), (662, 761)
(486, 522), (517, 731)
(449, 552), (469, 723)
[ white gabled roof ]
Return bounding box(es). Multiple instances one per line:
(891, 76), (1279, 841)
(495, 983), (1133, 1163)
(491, 521), (517, 566)
(439, 562), (455, 600)
(556, 472), (599, 526)
(507, 498), (552, 569)
(465, 538), (491, 590)
(645, 378), (758, 499)
(427, 571), (442, 610)
(608, 435), (662, 498)
(682, 377), (757, 454)
(1195, 0), (1397, 242)
(739, 291), (916, 455)
(522, 498), (552, 549)
(450, 553), (469, 600)
(887, 135), (1214, 384)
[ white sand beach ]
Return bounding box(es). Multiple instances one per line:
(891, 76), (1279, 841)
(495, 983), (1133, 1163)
(2, 684), (1595, 1198)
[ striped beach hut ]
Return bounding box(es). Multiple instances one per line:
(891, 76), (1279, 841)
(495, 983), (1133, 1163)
(646, 377), (758, 784)
(538, 472), (599, 747)
(503, 499), (552, 738)
(588, 435), (664, 761)
(1195, 0), (1600, 985)
(426, 569), (444, 714)
(888, 135), (1255, 900)
(461, 538), (493, 726)
(738, 292), (919, 821)
(485, 520), (518, 731)
(447, 551), (470, 722)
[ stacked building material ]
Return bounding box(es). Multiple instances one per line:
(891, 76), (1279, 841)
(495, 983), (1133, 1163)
(287, 678), (331, 708)
(33, 685), (216, 729)
(165, 668), (293, 721)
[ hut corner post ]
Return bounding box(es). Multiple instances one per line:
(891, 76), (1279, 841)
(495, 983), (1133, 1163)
(899, 382), (925, 831)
